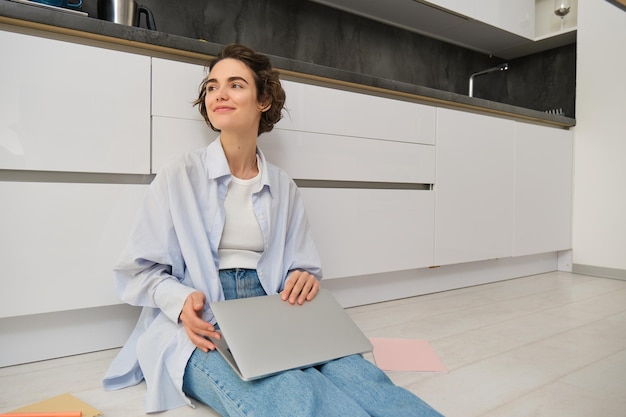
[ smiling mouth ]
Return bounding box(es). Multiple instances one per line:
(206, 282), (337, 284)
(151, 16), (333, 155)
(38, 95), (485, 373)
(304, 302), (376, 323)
(214, 106), (235, 113)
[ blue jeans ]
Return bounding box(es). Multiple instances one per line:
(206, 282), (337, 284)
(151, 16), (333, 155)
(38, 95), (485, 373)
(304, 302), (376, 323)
(182, 269), (444, 417)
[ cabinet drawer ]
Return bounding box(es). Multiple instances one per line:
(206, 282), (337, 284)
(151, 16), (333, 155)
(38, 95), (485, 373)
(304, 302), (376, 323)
(152, 58), (207, 120)
(0, 31), (151, 174)
(259, 129), (434, 183)
(300, 188), (435, 279)
(0, 181), (147, 318)
(279, 80), (436, 145)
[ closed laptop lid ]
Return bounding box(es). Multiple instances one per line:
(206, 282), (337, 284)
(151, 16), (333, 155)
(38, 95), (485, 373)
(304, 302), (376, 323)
(208, 288), (373, 381)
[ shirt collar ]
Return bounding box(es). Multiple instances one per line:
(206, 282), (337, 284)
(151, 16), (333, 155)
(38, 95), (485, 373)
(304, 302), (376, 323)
(205, 137), (272, 192)
(205, 138), (231, 180)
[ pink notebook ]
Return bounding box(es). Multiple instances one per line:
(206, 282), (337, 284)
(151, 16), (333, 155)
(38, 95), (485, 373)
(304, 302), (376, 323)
(370, 338), (447, 373)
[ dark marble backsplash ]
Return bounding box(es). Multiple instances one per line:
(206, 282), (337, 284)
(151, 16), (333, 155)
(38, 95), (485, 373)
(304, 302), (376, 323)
(83, 0), (576, 117)
(476, 44), (576, 118)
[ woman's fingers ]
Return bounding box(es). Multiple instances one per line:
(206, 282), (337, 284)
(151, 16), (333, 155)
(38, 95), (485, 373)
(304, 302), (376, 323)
(281, 270), (320, 305)
(180, 291), (221, 352)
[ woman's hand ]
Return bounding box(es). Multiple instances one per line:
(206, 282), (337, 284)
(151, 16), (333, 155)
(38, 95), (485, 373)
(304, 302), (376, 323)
(281, 270), (320, 305)
(179, 291), (221, 352)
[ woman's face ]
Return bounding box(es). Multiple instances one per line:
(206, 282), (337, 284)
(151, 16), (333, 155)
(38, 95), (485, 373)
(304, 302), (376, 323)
(204, 58), (264, 135)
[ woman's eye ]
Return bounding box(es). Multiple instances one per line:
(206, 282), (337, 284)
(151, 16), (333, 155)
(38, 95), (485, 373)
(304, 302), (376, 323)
(206, 85), (217, 92)
(232, 83), (243, 89)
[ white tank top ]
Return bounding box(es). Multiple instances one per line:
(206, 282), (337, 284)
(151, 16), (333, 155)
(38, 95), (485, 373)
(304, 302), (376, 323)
(218, 158), (264, 270)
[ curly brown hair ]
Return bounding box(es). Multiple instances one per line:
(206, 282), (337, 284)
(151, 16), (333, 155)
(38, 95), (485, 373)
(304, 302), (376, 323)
(194, 44), (286, 136)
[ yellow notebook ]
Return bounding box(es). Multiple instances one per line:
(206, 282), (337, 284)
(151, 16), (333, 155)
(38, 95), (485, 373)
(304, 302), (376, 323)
(1, 393), (102, 417)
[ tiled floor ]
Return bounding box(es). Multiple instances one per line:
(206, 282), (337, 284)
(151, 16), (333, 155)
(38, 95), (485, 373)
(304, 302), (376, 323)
(1, 271), (625, 416)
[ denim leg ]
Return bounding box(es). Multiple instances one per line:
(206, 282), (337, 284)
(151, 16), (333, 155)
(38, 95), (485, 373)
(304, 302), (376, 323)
(183, 348), (370, 417)
(318, 355), (445, 417)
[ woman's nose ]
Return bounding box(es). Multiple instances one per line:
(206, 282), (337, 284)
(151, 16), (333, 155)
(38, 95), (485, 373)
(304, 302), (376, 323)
(215, 86), (227, 101)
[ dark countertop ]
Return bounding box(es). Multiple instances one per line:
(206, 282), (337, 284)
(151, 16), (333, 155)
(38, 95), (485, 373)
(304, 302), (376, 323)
(0, 0), (575, 128)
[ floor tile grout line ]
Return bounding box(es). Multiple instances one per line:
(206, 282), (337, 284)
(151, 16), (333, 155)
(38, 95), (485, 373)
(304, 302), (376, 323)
(426, 308), (626, 377)
(476, 344), (626, 417)
(361, 278), (626, 335)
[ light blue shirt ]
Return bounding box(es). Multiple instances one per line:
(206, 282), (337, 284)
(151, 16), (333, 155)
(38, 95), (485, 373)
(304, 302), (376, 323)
(102, 138), (322, 412)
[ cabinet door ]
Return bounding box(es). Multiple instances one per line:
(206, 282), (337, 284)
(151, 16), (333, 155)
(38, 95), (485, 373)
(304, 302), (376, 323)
(0, 30), (151, 174)
(300, 188), (435, 279)
(0, 182), (147, 318)
(434, 108), (515, 265)
(279, 80), (436, 145)
(514, 123), (573, 256)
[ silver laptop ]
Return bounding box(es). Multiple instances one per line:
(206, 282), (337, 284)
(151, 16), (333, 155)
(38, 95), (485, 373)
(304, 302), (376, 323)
(208, 288), (373, 381)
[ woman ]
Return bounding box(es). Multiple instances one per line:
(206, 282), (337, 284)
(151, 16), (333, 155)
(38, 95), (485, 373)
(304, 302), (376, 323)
(103, 44), (443, 417)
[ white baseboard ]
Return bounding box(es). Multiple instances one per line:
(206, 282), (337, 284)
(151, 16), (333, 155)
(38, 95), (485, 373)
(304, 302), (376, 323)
(572, 263), (626, 281)
(324, 252), (558, 308)
(0, 304), (140, 368)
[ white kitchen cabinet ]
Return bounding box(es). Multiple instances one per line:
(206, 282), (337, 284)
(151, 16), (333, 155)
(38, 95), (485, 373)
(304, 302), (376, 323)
(474, 0), (535, 39)
(150, 59), (437, 182)
(513, 123), (572, 256)
(0, 181), (147, 318)
(300, 188), (435, 279)
(152, 58), (207, 121)
(434, 108), (515, 265)
(309, 0), (542, 58)
(259, 129), (435, 183)
(279, 80), (436, 145)
(427, 0), (475, 17)
(152, 116), (218, 173)
(431, 0), (535, 39)
(151, 58), (218, 173)
(408, 0), (535, 39)
(0, 30), (151, 174)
